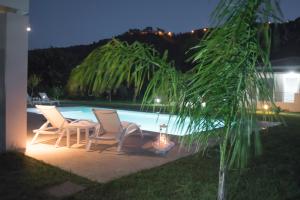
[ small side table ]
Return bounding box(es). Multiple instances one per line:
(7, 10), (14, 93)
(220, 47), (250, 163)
(66, 121), (98, 148)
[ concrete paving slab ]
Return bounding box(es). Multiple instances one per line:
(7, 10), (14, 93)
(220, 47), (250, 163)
(26, 113), (195, 183)
(45, 181), (85, 198)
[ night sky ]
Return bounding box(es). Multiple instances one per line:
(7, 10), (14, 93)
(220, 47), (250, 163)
(29, 0), (300, 50)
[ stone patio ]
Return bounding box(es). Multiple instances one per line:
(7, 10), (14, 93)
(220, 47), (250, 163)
(26, 113), (195, 183)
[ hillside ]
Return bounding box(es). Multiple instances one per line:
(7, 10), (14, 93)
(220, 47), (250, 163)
(28, 18), (300, 94)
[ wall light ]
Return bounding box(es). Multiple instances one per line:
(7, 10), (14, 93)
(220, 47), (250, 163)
(26, 26), (31, 32)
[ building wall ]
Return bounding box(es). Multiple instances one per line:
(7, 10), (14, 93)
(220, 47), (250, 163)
(0, 13), (5, 152)
(275, 93), (300, 112)
(258, 71), (300, 112)
(274, 72), (300, 112)
(0, 12), (28, 152)
(274, 72), (300, 103)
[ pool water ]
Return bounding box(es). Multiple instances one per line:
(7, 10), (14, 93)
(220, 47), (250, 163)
(27, 106), (191, 135)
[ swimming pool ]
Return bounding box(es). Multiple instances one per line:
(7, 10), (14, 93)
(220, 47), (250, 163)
(27, 106), (191, 135)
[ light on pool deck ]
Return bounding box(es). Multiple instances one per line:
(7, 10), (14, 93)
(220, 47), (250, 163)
(155, 98), (161, 103)
(26, 26), (31, 32)
(263, 104), (269, 111)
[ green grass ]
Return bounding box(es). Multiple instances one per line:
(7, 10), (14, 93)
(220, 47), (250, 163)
(0, 152), (94, 200)
(1, 114), (300, 200)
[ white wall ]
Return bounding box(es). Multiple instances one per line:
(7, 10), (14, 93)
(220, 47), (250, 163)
(0, 13), (5, 151)
(257, 71), (300, 112)
(0, 12), (28, 151)
(274, 72), (300, 103)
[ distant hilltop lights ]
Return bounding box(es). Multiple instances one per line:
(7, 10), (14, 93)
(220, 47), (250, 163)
(127, 27), (210, 37)
(128, 28), (174, 37)
(158, 31), (164, 36)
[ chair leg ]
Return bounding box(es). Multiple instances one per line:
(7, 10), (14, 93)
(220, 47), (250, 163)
(55, 132), (65, 147)
(30, 133), (40, 144)
(117, 140), (124, 152)
(86, 139), (92, 151)
(140, 129), (144, 139)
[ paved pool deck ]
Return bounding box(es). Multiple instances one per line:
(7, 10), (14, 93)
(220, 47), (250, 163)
(26, 113), (197, 183)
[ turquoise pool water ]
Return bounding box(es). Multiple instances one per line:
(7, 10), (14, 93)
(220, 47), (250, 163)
(27, 106), (191, 135)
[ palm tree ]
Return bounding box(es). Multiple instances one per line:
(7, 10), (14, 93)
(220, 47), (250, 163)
(28, 74), (42, 96)
(68, 0), (281, 199)
(68, 39), (171, 102)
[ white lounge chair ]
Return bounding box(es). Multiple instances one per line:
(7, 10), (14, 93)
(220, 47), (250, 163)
(39, 92), (60, 105)
(86, 109), (143, 152)
(27, 93), (42, 106)
(31, 105), (96, 147)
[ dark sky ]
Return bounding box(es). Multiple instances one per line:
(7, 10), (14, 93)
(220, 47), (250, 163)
(29, 0), (300, 49)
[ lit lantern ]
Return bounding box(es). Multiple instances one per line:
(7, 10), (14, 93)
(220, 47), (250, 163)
(152, 124), (175, 155)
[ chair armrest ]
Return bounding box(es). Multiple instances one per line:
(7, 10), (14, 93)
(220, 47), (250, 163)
(39, 121), (51, 130)
(71, 119), (94, 123)
(122, 123), (141, 136)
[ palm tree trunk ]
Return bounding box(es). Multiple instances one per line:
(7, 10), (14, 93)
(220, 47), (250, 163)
(217, 164), (227, 200)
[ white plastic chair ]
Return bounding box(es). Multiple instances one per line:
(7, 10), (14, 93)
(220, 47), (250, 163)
(27, 93), (42, 106)
(39, 92), (60, 105)
(86, 109), (143, 152)
(31, 105), (95, 147)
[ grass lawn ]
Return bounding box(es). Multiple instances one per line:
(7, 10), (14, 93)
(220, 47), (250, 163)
(1, 114), (300, 200)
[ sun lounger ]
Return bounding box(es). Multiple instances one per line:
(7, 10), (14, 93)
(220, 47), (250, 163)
(31, 105), (97, 147)
(86, 109), (143, 152)
(38, 92), (60, 105)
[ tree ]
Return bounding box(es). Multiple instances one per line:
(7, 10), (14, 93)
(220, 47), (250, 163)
(68, 39), (173, 102)
(182, 1), (282, 199)
(28, 74), (41, 96)
(50, 86), (64, 100)
(68, 1), (281, 199)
